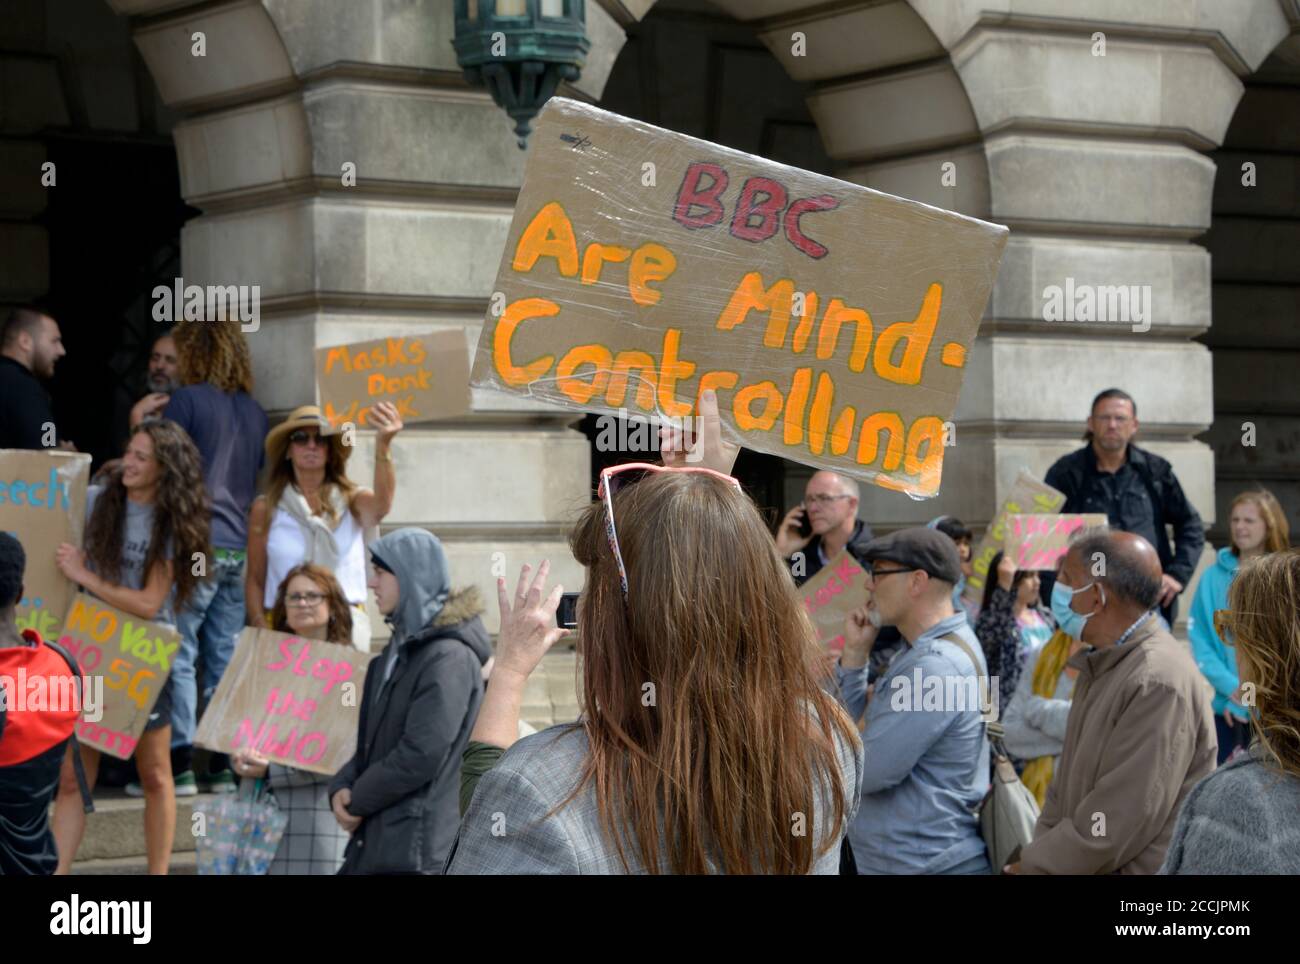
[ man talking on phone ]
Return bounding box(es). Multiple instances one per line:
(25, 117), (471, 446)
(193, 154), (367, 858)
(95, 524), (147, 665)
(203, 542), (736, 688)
(775, 471), (874, 587)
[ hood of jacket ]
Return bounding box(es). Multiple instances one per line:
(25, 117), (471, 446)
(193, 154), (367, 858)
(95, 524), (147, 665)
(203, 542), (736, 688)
(370, 527), (450, 643)
(425, 585), (493, 666)
(1213, 546), (1240, 576)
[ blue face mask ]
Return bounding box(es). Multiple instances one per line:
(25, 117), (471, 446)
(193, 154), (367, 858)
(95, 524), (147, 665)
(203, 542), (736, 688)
(1052, 578), (1102, 640)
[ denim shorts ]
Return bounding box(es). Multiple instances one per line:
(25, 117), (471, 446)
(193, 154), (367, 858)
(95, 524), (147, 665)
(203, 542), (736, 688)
(143, 675), (174, 732)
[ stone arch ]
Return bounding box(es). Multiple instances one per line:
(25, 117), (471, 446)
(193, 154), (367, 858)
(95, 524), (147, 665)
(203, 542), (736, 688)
(1201, 20), (1300, 545)
(593, 0), (1297, 545)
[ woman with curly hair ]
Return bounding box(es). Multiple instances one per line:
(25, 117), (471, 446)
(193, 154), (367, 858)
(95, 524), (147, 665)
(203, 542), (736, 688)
(1161, 549), (1300, 874)
(161, 321), (267, 795)
(230, 563), (355, 874)
(50, 419), (210, 874)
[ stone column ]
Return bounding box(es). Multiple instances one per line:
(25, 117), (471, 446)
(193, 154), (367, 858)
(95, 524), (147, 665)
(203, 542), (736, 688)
(108, 0), (640, 659)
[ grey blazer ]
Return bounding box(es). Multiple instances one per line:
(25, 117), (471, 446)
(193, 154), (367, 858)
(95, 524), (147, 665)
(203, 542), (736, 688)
(445, 717), (863, 875)
(1159, 749), (1300, 874)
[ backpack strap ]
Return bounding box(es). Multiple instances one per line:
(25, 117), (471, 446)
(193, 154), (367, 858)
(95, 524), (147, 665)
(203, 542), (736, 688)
(937, 634), (997, 725)
(43, 639), (95, 815)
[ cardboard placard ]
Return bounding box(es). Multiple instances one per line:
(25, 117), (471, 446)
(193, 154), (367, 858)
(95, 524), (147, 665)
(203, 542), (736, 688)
(964, 471), (1067, 602)
(315, 330), (472, 429)
(1005, 513), (1108, 570)
(0, 449), (91, 641)
(57, 596), (180, 760)
(800, 550), (868, 653)
(195, 627), (374, 775)
(470, 98), (1008, 498)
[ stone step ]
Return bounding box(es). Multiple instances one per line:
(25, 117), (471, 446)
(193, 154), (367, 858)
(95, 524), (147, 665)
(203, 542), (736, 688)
(71, 852), (198, 875)
(60, 788), (220, 861)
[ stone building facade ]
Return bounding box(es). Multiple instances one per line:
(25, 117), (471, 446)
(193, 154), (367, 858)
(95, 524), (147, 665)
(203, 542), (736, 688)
(3, 0), (1298, 677)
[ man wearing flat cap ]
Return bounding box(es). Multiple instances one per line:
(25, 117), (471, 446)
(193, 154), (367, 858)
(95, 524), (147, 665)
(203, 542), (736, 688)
(834, 527), (992, 874)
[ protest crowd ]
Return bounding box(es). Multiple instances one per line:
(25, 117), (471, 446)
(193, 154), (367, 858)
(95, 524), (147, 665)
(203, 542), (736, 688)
(2, 288), (1299, 874)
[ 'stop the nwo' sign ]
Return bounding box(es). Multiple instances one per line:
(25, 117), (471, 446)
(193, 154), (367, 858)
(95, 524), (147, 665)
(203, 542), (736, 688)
(471, 98), (1008, 497)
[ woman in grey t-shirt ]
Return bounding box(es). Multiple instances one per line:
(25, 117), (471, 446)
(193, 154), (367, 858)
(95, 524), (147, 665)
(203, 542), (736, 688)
(49, 420), (209, 875)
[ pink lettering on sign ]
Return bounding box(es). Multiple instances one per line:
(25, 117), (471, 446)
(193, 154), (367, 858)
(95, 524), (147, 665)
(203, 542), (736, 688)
(78, 720), (136, 757)
(59, 635), (102, 674)
(265, 637), (354, 695)
(233, 718), (329, 767)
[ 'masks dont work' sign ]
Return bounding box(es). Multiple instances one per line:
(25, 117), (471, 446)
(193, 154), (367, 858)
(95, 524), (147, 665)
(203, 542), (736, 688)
(471, 98), (1008, 497)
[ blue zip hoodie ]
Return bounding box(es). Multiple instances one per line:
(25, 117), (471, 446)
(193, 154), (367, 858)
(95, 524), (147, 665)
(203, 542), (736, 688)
(1187, 547), (1249, 720)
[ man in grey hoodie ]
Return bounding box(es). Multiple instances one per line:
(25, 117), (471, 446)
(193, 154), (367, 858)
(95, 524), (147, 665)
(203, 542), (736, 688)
(328, 528), (488, 874)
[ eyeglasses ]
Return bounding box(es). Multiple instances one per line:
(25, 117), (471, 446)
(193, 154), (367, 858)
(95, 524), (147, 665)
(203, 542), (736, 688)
(288, 430), (325, 447)
(805, 494), (852, 505)
(287, 591), (326, 607)
(867, 566), (913, 581)
(597, 461), (743, 599)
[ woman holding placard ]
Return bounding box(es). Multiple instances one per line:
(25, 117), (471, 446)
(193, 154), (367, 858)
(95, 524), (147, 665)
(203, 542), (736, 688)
(975, 551), (1056, 723)
(50, 419), (210, 874)
(244, 403), (402, 651)
(231, 563), (353, 874)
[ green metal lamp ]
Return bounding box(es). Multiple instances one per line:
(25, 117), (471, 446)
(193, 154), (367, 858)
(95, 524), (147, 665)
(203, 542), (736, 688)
(453, 0), (591, 149)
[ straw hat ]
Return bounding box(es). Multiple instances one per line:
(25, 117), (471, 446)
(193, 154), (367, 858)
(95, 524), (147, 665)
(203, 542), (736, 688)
(264, 405), (351, 465)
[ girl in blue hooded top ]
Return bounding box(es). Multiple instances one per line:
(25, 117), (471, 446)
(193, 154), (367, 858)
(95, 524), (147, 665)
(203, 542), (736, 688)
(1187, 488), (1290, 764)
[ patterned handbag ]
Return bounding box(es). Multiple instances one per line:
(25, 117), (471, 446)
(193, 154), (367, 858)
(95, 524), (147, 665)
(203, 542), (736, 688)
(195, 777), (288, 875)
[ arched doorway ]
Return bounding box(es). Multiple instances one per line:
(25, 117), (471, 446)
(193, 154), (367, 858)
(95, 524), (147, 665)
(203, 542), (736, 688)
(1203, 32), (1300, 545)
(0, 0), (194, 467)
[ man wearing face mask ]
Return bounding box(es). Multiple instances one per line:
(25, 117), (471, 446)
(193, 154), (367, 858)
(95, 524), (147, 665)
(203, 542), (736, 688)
(1010, 528), (1215, 875)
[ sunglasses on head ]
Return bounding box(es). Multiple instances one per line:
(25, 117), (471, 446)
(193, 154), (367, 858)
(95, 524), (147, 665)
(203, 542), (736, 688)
(596, 462), (743, 600)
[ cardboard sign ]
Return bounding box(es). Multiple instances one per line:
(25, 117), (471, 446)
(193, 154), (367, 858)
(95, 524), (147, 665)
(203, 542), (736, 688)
(0, 449), (91, 641)
(1005, 513), (1108, 570)
(57, 596), (180, 760)
(964, 471), (1067, 602)
(315, 330), (472, 429)
(470, 98), (1008, 498)
(195, 627), (374, 775)
(800, 550), (868, 653)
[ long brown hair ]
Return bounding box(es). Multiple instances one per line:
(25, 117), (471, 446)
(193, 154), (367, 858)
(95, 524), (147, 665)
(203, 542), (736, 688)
(269, 563), (353, 645)
(1228, 550), (1300, 777)
(84, 420), (210, 607)
(1229, 489), (1290, 556)
(265, 438), (357, 527)
(173, 320), (254, 394)
(567, 470), (858, 874)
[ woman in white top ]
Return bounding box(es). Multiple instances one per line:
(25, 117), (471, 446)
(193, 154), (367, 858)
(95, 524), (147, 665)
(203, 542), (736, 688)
(245, 403), (402, 649)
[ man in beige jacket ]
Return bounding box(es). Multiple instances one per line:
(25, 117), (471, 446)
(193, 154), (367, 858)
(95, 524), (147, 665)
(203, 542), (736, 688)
(1013, 529), (1216, 874)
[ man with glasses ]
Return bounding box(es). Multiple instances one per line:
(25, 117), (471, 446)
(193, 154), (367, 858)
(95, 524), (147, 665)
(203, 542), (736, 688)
(1010, 529), (1214, 875)
(834, 527), (992, 874)
(776, 471), (875, 587)
(1044, 388), (1204, 627)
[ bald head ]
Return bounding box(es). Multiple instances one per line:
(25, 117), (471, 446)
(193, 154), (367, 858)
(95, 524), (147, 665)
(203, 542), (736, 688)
(1066, 528), (1162, 610)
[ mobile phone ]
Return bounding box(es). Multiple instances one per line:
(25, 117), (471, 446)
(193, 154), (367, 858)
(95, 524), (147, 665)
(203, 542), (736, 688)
(797, 504), (814, 539)
(556, 592), (580, 629)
